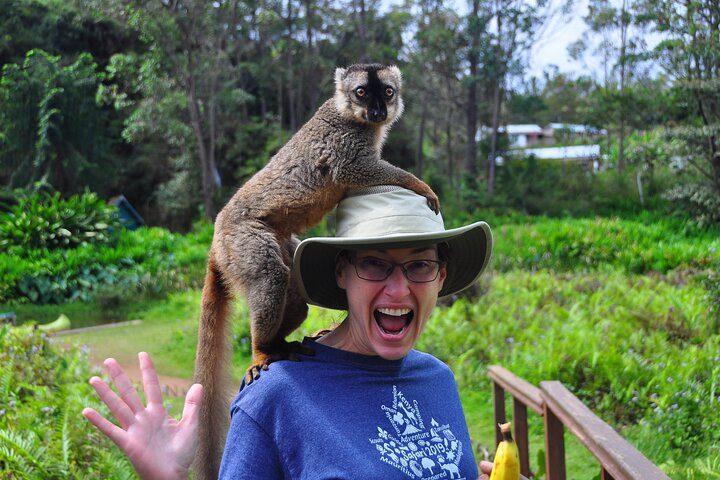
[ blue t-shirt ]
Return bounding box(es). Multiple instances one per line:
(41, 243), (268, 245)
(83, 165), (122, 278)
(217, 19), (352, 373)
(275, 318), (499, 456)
(219, 337), (479, 479)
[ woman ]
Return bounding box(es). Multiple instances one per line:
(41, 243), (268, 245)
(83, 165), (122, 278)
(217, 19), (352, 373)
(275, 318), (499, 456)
(83, 186), (497, 479)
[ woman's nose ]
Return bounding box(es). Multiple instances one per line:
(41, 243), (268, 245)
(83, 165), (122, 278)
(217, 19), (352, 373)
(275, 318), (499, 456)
(383, 265), (411, 295)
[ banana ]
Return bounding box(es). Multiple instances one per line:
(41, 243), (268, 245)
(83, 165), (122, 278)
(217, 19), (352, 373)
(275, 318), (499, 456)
(489, 422), (520, 480)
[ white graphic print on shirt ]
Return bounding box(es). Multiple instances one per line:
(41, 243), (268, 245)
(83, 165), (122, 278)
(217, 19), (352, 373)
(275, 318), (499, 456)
(368, 386), (468, 479)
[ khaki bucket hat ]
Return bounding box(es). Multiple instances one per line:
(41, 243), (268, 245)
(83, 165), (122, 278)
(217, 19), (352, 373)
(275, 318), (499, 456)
(293, 185), (493, 310)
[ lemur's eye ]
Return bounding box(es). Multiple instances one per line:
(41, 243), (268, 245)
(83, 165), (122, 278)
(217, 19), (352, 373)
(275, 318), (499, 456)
(355, 87), (366, 97)
(385, 87), (394, 97)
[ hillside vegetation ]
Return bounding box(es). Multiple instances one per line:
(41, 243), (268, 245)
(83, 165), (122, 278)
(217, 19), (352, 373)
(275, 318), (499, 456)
(2, 192), (717, 478)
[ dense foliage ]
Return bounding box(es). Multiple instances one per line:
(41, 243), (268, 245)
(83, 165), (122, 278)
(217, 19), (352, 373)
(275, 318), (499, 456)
(0, 188), (209, 304)
(2, 210), (718, 478)
(1, 0), (719, 477)
(0, 0), (717, 228)
(0, 49), (118, 194)
(0, 324), (135, 478)
(0, 188), (119, 252)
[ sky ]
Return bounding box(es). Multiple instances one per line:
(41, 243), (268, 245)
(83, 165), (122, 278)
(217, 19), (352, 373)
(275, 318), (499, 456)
(382, 0), (598, 80)
(526, 0), (593, 78)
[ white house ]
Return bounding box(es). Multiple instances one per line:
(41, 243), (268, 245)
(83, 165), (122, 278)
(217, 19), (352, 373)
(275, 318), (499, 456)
(476, 124), (544, 148)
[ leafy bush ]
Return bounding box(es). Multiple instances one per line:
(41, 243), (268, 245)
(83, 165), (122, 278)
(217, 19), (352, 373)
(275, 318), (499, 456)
(0, 222), (209, 305)
(0, 187), (120, 253)
(493, 156), (594, 216)
(663, 183), (720, 229)
(0, 324), (135, 478)
(0, 187), (211, 305)
(488, 215), (720, 275)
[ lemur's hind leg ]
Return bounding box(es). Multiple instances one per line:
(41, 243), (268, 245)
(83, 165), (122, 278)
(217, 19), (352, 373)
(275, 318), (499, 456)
(237, 227), (311, 384)
(277, 235), (310, 337)
(251, 237), (314, 376)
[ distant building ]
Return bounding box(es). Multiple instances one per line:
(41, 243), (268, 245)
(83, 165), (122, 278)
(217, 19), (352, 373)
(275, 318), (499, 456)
(477, 123), (605, 149)
(542, 123), (607, 142)
(477, 124), (544, 148)
(517, 144), (601, 161)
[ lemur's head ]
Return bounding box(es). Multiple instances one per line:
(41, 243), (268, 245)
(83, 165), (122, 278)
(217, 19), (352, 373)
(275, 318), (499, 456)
(334, 63), (404, 126)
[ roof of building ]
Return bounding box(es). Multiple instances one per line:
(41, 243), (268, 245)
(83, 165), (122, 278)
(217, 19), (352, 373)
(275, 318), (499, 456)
(108, 194), (145, 229)
(545, 123), (603, 134)
(502, 124), (544, 135)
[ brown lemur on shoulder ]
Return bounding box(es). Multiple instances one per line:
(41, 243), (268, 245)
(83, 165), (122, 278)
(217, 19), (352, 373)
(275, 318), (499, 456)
(193, 63), (439, 479)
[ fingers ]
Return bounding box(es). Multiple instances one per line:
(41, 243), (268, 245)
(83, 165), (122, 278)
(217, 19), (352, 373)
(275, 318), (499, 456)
(82, 406), (127, 449)
(180, 383), (203, 427)
(104, 358), (145, 415)
(138, 352), (163, 407)
(88, 375), (137, 429)
(478, 460), (529, 480)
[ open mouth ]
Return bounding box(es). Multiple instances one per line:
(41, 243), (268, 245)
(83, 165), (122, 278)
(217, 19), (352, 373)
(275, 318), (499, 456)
(374, 307), (414, 336)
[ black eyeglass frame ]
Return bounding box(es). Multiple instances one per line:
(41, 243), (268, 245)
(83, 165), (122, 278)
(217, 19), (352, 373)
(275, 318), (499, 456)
(347, 255), (446, 283)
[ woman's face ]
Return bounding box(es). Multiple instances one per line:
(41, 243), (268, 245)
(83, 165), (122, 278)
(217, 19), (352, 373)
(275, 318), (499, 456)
(331, 246), (447, 360)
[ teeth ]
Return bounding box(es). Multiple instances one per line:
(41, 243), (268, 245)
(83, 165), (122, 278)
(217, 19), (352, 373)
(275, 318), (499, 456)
(378, 307), (411, 317)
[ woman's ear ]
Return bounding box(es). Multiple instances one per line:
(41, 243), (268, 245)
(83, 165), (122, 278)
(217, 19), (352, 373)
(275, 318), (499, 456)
(436, 265), (447, 289)
(335, 255), (348, 290)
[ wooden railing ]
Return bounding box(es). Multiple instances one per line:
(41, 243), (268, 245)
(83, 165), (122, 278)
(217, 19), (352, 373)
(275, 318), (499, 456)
(487, 365), (671, 480)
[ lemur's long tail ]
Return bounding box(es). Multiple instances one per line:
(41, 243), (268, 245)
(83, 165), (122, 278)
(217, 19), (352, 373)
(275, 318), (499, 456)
(193, 257), (233, 480)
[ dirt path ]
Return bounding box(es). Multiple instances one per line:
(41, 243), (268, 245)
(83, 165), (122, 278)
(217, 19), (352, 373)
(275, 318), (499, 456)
(56, 319), (194, 398)
(91, 358), (194, 398)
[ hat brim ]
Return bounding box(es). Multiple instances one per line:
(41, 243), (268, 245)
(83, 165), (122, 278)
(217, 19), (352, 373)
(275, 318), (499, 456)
(293, 221), (493, 310)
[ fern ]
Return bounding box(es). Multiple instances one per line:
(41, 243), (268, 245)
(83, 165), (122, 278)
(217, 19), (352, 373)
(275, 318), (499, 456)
(0, 428), (49, 477)
(0, 353), (13, 404)
(47, 397), (71, 477)
(92, 447), (137, 480)
(664, 455), (720, 479)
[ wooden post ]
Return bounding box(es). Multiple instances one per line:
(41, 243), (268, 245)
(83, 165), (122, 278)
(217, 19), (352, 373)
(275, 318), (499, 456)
(513, 398), (532, 478)
(543, 404), (566, 480)
(541, 380), (671, 480)
(601, 467), (616, 480)
(493, 381), (506, 446)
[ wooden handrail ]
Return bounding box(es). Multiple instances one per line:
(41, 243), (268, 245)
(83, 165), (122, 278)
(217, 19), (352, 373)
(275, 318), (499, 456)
(487, 365), (670, 479)
(540, 381), (671, 480)
(488, 365), (543, 415)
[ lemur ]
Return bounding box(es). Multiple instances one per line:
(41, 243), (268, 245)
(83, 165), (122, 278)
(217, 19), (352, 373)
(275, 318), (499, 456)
(192, 63), (439, 479)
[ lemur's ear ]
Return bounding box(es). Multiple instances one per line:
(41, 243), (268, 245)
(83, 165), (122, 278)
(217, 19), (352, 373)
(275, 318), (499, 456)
(387, 65), (402, 88)
(334, 67), (347, 89)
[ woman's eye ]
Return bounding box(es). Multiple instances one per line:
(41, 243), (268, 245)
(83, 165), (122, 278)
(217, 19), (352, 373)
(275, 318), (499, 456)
(407, 261), (432, 272)
(360, 258), (389, 269)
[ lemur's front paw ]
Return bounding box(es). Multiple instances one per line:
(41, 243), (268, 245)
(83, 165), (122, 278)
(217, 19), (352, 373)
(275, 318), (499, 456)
(245, 341), (315, 384)
(426, 192), (440, 214)
(244, 364), (264, 385)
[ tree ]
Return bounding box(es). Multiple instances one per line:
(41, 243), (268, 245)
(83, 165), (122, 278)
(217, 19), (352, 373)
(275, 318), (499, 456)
(0, 50), (114, 193)
(465, 0), (482, 180)
(483, 0), (553, 194)
(92, 0), (246, 221)
(0, 0), (137, 70)
(402, 0), (464, 187)
(638, 0), (720, 223)
(570, 0), (653, 171)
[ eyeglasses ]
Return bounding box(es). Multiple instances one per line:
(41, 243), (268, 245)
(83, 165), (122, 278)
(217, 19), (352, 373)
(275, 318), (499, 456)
(348, 256), (445, 283)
